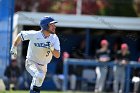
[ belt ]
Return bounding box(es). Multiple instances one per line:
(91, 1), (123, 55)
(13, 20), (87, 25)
(36, 63), (44, 66)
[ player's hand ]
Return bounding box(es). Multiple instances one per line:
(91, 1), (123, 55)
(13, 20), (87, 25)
(121, 60), (127, 65)
(10, 46), (17, 57)
(48, 44), (54, 52)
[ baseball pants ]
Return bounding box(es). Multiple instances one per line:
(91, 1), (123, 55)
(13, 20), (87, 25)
(95, 66), (108, 92)
(113, 66), (125, 93)
(25, 59), (47, 90)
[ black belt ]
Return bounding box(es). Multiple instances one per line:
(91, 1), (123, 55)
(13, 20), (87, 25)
(36, 63), (44, 66)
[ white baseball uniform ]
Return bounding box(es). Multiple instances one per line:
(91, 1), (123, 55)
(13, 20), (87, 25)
(20, 30), (60, 89)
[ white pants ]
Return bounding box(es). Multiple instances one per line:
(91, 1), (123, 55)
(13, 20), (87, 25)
(134, 82), (140, 93)
(95, 66), (108, 92)
(25, 59), (47, 90)
(53, 74), (76, 90)
(132, 76), (140, 93)
(113, 66), (125, 93)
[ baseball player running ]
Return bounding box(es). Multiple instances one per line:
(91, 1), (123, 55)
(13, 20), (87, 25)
(10, 16), (60, 93)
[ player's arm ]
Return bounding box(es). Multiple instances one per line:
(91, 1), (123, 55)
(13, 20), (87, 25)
(13, 33), (22, 47)
(51, 48), (60, 58)
(50, 36), (60, 58)
(10, 33), (22, 57)
(11, 31), (36, 57)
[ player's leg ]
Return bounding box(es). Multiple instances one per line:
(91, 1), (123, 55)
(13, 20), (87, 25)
(133, 81), (140, 93)
(30, 85), (41, 93)
(25, 60), (47, 93)
(98, 66), (108, 92)
(113, 66), (119, 93)
(25, 60), (38, 77)
(3, 76), (10, 90)
(69, 74), (76, 90)
(119, 67), (125, 93)
(94, 67), (101, 92)
(52, 75), (62, 90)
(16, 76), (24, 89)
(30, 71), (46, 93)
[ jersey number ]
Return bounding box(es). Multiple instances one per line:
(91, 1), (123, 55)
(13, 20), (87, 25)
(46, 51), (50, 57)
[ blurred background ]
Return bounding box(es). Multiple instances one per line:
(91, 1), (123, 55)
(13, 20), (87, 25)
(0, 0), (140, 93)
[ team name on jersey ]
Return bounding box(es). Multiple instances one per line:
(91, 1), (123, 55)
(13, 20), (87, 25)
(34, 42), (51, 48)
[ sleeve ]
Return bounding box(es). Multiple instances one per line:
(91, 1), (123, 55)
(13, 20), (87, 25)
(20, 31), (36, 41)
(54, 36), (60, 52)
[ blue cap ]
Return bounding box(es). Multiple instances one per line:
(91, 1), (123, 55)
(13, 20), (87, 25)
(40, 16), (57, 30)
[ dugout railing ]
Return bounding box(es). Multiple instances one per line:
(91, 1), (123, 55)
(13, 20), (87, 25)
(63, 58), (140, 93)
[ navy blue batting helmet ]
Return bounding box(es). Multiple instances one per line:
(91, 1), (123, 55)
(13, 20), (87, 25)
(40, 16), (57, 30)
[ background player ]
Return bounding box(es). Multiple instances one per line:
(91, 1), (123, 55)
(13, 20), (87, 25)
(10, 16), (60, 93)
(94, 39), (111, 92)
(113, 43), (130, 93)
